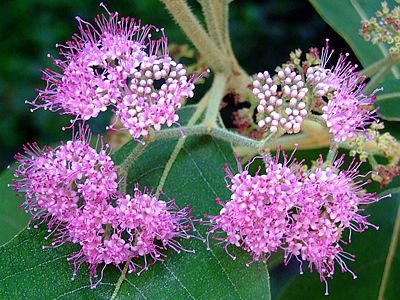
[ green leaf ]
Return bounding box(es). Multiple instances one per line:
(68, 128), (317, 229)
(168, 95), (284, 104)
(277, 187), (400, 299)
(376, 78), (400, 121)
(0, 167), (29, 245)
(0, 107), (270, 299)
(310, 0), (400, 78)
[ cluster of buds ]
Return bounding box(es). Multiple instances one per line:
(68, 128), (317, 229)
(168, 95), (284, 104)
(10, 127), (194, 288)
(348, 122), (400, 185)
(207, 152), (387, 294)
(361, 1), (400, 57)
(28, 5), (201, 142)
(253, 68), (308, 134)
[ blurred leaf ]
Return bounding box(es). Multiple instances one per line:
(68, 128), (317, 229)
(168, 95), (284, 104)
(310, 0), (400, 78)
(0, 107), (270, 299)
(277, 186), (400, 299)
(0, 167), (29, 245)
(376, 78), (400, 121)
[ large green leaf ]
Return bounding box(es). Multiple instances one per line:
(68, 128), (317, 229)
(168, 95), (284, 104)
(311, 0), (400, 123)
(0, 167), (29, 245)
(376, 78), (400, 121)
(276, 185), (400, 300)
(310, 0), (400, 77)
(0, 107), (270, 299)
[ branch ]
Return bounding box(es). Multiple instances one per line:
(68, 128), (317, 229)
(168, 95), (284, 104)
(161, 0), (229, 72)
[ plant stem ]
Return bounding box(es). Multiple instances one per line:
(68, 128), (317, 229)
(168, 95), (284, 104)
(161, 0), (228, 72)
(368, 154), (379, 169)
(326, 142), (338, 163)
(209, 127), (260, 148)
(198, 0), (225, 49)
(204, 73), (227, 129)
(221, 0), (235, 58)
(307, 114), (327, 127)
(155, 94), (210, 195)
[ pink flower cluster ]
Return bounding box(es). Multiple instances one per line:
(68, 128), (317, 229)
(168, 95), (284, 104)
(207, 151), (385, 294)
(10, 127), (193, 288)
(306, 44), (380, 142)
(28, 6), (198, 141)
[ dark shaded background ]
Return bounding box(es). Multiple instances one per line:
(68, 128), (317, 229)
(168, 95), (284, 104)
(0, 0), (354, 170)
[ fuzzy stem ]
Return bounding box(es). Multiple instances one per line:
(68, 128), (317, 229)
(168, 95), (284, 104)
(204, 73), (227, 129)
(115, 94), (209, 191)
(198, 0), (225, 49)
(222, 0), (235, 57)
(209, 127), (261, 148)
(307, 114), (327, 127)
(161, 0), (228, 72)
(117, 168), (128, 193)
(118, 143), (148, 173)
(368, 154), (379, 169)
(152, 125), (271, 150)
(326, 142), (338, 163)
(155, 93), (210, 195)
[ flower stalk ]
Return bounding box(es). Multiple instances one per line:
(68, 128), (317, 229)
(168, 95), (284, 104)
(161, 0), (229, 73)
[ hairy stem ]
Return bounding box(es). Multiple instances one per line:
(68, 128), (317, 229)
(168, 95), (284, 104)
(118, 143), (148, 172)
(204, 73), (227, 129)
(368, 154), (379, 169)
(161, 0), (228, 72)
(110, 262), (129, 299)
(198, 0), (225, 49)
(326, 142), (338, 163)
(155, 93), (210, 194)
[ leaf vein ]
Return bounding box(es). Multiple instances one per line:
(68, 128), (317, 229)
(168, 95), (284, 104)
(350, 0), (400, 78)
(182, 146), (244, 300)
(378, 204), (400, 300)
(163, 263), (195, 299)
(211, 137), (235, 171)
(0, 229), (45, 252)
(124, 278), (148, 299)
(0, 253), (69, 282)
(52, 283), (114, 299)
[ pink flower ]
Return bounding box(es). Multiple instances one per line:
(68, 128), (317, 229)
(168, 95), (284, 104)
(113, 187), (194, 264)
(284, 156), (386, 295)
(207, 151), (303, 262)
(207, 151), (387, 294)
(58, 188), (193, 288)
(11, 126), (117, 225)
(321, 78), (380, 142)
(306, 42), (380, 142)
(112, 55), (195, 140)
(29, 5), (199, 140)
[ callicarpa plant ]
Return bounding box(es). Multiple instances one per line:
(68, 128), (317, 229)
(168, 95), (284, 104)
(2, 0), (400, 299)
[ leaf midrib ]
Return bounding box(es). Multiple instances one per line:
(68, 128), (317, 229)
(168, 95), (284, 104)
(349, 0), (400, 78)
(377, 203), (400, 300)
